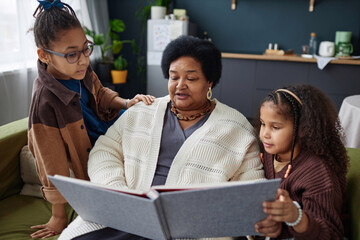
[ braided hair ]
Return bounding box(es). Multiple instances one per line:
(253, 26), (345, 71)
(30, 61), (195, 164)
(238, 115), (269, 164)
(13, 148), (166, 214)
(261, 89), (302, 175)
(257, 84), (349, 176)
(32, 0), (81, 48)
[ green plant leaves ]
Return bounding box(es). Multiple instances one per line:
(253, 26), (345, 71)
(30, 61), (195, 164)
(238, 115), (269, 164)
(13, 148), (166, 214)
(84, 18), (137, 64)
(110, 19), (125, 33)
(112, 40), (123, 55)
(113, 55), (128, 70)
(131, 40), (139, 54)
(93, 34), (105, 46)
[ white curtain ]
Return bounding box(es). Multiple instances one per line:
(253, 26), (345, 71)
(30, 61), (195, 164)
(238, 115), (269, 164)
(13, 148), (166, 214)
(0, 0), (38, 126)
(84, 0), (110, 62)
(0, 0), (97, 126)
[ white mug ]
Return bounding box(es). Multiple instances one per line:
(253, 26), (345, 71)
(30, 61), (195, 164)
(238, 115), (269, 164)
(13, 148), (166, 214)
(319, 41), (335, 57)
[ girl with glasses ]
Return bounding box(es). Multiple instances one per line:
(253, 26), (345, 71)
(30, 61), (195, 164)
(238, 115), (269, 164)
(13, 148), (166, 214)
(28, 0), (155, 238)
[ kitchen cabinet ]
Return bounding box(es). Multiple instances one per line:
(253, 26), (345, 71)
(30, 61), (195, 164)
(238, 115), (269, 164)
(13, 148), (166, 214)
(213, 53), (360, 120)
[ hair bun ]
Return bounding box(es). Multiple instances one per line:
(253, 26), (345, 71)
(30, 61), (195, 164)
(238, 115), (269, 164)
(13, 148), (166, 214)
(37, 0), (64, 10)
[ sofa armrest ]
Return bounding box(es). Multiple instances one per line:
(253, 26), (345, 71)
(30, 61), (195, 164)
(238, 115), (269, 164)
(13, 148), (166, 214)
(0, 118), (28, 200)
(346, 147), (360, 240)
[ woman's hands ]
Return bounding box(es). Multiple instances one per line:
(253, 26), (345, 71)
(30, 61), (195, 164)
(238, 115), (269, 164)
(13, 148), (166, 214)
(30, 204), (68, 239)
(127, 94), (155, 108)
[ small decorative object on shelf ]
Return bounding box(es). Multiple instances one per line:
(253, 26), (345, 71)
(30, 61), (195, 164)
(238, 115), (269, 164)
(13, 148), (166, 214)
(264, 43), (285, 55)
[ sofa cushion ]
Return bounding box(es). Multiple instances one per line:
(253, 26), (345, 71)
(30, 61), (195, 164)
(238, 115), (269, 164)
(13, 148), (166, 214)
(0, 118), (28, 200)
(0, 194), (77, 240)
(20, 145), (42, 198)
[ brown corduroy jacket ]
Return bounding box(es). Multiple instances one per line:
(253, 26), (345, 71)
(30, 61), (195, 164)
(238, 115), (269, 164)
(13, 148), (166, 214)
(28, 60), (120, 204)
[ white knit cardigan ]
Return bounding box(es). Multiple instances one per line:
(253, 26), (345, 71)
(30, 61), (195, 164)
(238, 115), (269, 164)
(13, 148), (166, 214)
(59, 96), (265, 240)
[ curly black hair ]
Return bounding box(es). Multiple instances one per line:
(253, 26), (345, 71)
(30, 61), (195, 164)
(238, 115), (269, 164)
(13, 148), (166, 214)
(161, 35), (222, 88)
(256, 84), (349, 175)
(32, 0), (81, 48)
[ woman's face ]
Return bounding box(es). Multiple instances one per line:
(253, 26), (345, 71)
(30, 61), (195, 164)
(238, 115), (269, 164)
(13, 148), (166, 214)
(168, 56), (212, 111)
(40, 27), (90, 80)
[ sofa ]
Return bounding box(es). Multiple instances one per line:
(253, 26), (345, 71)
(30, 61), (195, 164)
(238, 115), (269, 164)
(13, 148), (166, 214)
(0, 118), (76, 240)
(0, 117), (359, 240)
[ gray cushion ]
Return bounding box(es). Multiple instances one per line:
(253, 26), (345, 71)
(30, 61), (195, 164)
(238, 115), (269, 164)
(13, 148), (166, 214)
(19, 145), (42, 198)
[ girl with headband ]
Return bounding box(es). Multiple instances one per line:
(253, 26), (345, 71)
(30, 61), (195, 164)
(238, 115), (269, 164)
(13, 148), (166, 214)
(28, 0), (154, 238)
(254, 85), (348, 239)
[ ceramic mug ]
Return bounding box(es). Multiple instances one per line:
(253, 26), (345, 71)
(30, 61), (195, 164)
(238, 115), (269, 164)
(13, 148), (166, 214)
(319, 41), (335, 57)
(336, 42), (353, 57)
(335, 31), (352, 45)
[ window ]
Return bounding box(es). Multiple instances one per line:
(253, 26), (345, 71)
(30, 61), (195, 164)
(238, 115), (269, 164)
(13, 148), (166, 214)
(0, 0), (89, 72)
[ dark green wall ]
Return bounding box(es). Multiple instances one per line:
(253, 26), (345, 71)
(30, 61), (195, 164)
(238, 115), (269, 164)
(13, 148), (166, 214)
(107, 0), (360, 95)
(107, 1), (152, 97)
(174, 0), (360, 54)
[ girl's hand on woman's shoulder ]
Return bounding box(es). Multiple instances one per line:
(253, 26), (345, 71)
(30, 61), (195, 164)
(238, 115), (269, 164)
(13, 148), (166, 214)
(128, 94), (155, 108)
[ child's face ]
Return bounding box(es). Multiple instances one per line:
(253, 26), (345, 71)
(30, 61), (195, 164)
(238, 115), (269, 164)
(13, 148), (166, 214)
(44, 27), (90, 80)
(259, 101), (295, 159)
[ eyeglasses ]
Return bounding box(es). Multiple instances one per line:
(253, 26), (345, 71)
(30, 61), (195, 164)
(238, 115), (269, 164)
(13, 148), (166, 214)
(43, 41), (95, 64)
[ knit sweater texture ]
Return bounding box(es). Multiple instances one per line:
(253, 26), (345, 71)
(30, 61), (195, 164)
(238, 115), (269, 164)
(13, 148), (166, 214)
(263, 150), (346, 240)
(60, 96), (265, 240)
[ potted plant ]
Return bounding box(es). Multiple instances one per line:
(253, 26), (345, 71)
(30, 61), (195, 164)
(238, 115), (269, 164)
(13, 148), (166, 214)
(84, 19), (138, 85)
(137, 0), (172, 25)
(111, 55), (128, 84)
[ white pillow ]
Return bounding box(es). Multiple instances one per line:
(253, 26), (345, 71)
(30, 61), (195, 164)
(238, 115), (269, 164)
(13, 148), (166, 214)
(19, 145), (43, 198)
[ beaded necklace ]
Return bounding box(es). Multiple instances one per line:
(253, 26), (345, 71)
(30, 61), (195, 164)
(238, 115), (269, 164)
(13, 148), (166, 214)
(170, 101), (212, 121)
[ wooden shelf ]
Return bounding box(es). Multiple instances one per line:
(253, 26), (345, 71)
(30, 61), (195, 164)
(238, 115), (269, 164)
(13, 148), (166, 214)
(221, 52), (360, 66)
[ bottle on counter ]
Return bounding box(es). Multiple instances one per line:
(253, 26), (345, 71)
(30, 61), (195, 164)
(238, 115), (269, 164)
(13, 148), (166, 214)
(308, 32), (317, 56)
(203, 31), (212, 42)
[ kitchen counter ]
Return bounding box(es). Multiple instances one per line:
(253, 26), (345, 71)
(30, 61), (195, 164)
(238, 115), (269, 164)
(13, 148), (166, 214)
(211, 53), (360, 119)
(222, 52), (360, 66)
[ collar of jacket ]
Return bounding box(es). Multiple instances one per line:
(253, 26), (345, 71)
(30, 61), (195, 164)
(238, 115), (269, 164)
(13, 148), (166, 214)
(36, 59), (94, 106)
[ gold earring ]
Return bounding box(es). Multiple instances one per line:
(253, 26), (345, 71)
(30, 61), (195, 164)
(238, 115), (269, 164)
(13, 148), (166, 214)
(207, 87), (212, 100)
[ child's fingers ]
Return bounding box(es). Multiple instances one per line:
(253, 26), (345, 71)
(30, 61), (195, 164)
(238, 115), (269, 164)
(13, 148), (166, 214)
(263, 199), (287, 209)
(30, 224), (47, 229)
(30, 228), (51, 238)
(134, 94), (155, 105)
(266, 214), (288, 223)
(278, 188), (290, 200)
(264, 199), (299, 223)
(143, 95), (154, 104)
(255, 216), (282, 238)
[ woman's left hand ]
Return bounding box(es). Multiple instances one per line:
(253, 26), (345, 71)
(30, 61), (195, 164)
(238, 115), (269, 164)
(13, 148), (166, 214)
(128, 94), (155, 108)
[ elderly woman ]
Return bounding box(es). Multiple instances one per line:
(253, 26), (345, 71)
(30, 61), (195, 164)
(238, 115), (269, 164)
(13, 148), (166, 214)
(60, 36), (267, 240)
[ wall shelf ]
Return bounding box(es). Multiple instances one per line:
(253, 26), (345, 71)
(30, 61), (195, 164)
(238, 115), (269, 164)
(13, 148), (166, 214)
(231, 0), (314, 12)
(222, 52), (360, 66)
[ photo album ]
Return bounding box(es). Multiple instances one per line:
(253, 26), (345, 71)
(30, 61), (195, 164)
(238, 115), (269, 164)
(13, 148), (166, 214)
(49, 175), (281, 240)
